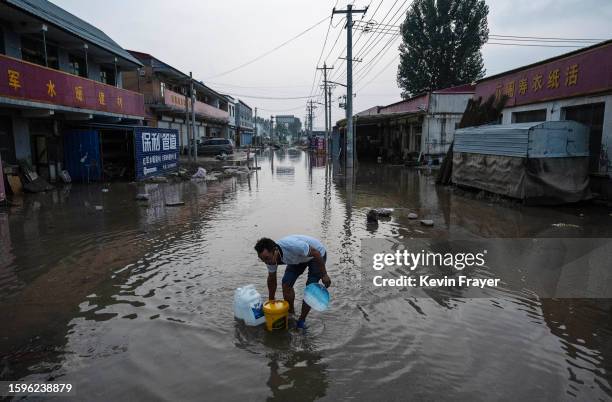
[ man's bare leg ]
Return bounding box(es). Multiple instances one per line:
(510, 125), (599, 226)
(282, 284), (295, 314)
(298, 301), (311, 322)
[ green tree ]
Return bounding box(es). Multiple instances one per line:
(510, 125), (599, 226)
(397, 0), (489, 98)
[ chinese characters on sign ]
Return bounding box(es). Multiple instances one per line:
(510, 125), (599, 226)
(46, 80), (56, 97)
(1, 54), (145, 117)
(74, 86), (84, 102)
(8, 69), (21, 90)
(134, 128), (179, 180)
(495, 64), (579, 101)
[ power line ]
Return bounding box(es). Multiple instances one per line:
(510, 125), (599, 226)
(350, 0), (411, 85)
(489, 34), (608, 41)
(485, 42), (585, 48)
(225, 93), (318, 100)
(258, 104), (310, 113)
(356, 52), (398, 92)
(206, 14), (331, 79)
(330, 0), (404, 82)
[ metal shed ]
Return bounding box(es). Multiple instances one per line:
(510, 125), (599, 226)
(452, 121), (591, 204)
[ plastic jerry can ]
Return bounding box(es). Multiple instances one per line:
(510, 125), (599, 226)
(234, 285), (265, 326)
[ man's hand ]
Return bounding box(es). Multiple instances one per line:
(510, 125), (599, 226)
(321, 274), (331, 288)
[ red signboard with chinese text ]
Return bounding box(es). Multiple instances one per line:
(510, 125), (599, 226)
(0, 54), (145, 117)
(474, 42), (612, 107)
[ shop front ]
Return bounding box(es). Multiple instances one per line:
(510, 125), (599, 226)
(63, 125), (179, 182)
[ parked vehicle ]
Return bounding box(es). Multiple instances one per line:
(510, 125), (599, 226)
(197, 138), (234, 156)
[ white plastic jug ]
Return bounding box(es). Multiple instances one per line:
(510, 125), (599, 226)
(234, 285), (265, 326)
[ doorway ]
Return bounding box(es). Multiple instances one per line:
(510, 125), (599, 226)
(563, 103), (605, 173)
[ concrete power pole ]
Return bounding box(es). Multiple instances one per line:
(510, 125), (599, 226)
(328, 85), (333, 156)
(333, 4), (367, 169)
(254, 107), (258, 145)
(184, 77), (191, 163)
(306, 99), (318, 137)
(317, 63), (334, 155)
(190, 71), (197, 163)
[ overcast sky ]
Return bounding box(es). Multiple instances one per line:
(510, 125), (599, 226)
(51, 0), (612, 130)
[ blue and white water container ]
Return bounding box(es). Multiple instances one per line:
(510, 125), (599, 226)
(304, 283), (330, 312)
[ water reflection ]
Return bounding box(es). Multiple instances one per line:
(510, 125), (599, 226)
(0, 150), (611, 400)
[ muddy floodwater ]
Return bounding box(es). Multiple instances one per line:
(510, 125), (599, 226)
(1, 149), (612, 401)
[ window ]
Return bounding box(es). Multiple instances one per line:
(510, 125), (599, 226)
(68, 53), (86, 77)
(21, 35), (59, 69)
(100, 66), (116, 86)
(160, 82), (165, 97)
(512, 109), (547, 123)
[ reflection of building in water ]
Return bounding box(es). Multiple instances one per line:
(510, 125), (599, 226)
(309, 153), (326, 169)
(0, 212), (20, 298)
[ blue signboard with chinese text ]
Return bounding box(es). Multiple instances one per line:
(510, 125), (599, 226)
(134, 127), (179, 180)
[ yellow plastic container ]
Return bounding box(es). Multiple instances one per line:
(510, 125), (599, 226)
(263, 300), (289, 331)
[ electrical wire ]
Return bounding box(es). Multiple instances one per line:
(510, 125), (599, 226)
(224, 93), (319, 100)
(206, 14), (331, 79)
(330, 0), (403, 82)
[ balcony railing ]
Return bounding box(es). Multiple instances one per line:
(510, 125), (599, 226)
(162, 88), (229, 123)
(0, 54), (145, 117)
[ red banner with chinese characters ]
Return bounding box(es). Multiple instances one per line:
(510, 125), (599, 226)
(474, 42), (612, 107)
(0, 54), (145, 117)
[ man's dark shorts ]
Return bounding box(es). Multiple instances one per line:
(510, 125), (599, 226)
(282, 253), (327, 287)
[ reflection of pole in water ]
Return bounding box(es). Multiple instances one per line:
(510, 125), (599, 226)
(321, 158), (332, 237)
(344, 166), (354, 238)
(308, 152), (313, 185)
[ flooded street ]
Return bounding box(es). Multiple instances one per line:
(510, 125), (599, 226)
(1, 149), (612, 401)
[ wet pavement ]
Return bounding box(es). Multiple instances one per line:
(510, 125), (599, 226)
(1, 149), (612, 401)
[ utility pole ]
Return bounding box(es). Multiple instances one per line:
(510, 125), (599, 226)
(306, 100), (317, 137)
(270, 115), (274, 143)
(254, 107), (258, 145)
(190, 71), (197, 163)
(317, 63), (334, 155)
(328, 85), (333, 157)
(185, 76), (191, 163)
(333, 4), (367, 169)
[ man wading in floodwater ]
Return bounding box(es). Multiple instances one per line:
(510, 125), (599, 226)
(255, 235), (331, 329)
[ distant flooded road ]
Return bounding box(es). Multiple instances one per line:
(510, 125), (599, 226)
(1, 149), (611, 401)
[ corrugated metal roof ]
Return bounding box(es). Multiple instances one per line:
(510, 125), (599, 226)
(454, 121), (589, 158)
(5, 0), (142, 67)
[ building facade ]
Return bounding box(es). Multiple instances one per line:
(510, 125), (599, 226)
(275, 115), (302, 141)
(0, 0), (145, 182)
(472, 40), (612, 196)
(338, 85), (474, 162)
(235, 100), (253, 146)
(224, 95), (237, 142)
(122, 51), (229, 154)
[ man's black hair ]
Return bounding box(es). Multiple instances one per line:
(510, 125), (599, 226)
(254, 237), (277, 254)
